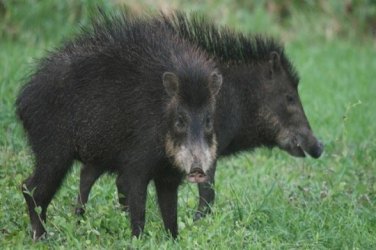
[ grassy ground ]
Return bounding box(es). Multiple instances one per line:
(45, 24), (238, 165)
(1, 1), (375, 249)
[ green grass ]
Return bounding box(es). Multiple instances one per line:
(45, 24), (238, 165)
(1, 1), (375, 249)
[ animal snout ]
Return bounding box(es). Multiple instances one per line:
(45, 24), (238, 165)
(189, 166), (205, 175)
(310, 140), (324, 159)
(187, 166), (207, 183)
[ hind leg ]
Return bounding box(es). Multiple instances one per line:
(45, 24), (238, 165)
(22, 152), (73, 240)
(75, 165), (104, 216)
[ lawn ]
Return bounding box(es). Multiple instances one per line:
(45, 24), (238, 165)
(1, 1), (375, 249)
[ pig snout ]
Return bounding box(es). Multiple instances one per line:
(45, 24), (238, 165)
(278, 127), (324, 159)
(165, 134), (216, 181)
(308, 140), (324, 159)
(187, 167), (208, 183)
(299, 131), (324, 159)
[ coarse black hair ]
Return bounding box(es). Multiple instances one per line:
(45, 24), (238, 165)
(162, 11), (299, 84)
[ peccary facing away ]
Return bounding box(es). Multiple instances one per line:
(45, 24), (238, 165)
(17, 13), (222, 240)
(74, 12), (324, 221)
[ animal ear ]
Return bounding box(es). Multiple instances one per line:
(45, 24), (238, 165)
(163, 72), (179, 97)
(268, 51), (281, 76)
(209, 71), (223, 96)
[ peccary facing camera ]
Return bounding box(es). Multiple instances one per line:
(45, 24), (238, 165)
(16, 13), (222, 240)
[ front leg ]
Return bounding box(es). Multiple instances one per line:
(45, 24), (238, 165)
(154, 171), (181, 238)
(116, 175), (130, 213)
(195, 160), (217, 220)
(118, 172), (148, 237)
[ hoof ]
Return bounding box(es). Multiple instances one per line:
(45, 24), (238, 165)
(194, 206), (213, 221)
(75, 207), (85, 216)
(120, 205), (130, 213)
(32, 229), (47, 241)
(193, 211), (206, 221)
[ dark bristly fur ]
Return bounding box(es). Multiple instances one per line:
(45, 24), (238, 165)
(161, 12), (322, 219)
(161, 11), (299, 84)
(76, 11), (323, 223)
(17, 11), (222, 240)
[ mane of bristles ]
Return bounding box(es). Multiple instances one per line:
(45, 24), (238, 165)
(75, 10), (156, 50)
(162, 11), (299, 84)
(58, 10), (216, 82)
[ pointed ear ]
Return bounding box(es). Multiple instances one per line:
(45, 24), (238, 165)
(163, 72), (179, 97)
(209, 71), (223, 96)
(268, 51), (281, 77)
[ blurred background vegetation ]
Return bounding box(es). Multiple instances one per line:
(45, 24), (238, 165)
(1, 0), (376, 43)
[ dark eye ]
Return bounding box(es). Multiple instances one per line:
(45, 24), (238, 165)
(286, 94), (295, 104)
(205, 115), (213, 132)
(175, 114), (186, 131)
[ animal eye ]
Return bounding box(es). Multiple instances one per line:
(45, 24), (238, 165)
(286, 95), (295, 104)
(205, 116), (213, 131)
(175, 115), (186, 131)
